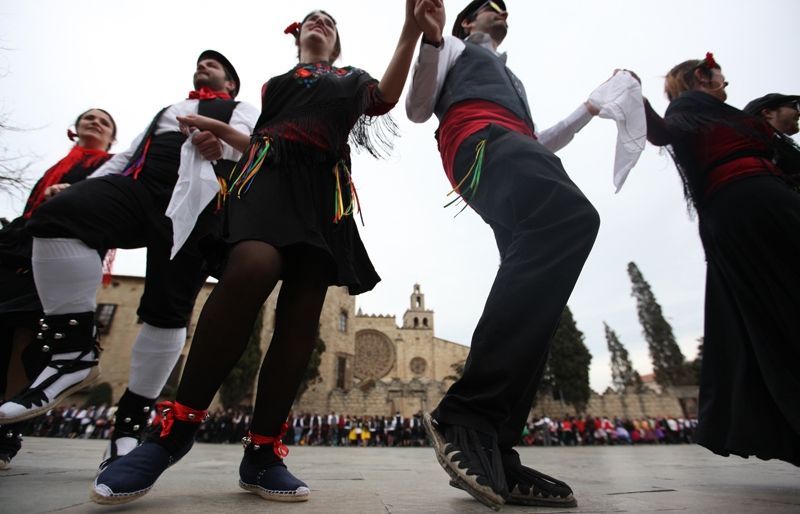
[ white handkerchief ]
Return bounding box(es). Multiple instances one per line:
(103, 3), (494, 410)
(588, 71), (646, 192)
(165, 138), (219, 259)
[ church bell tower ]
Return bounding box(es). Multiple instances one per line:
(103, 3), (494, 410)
(402, 283), (433, 330)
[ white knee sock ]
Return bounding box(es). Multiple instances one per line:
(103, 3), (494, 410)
(32, 238), (102, 315)
(127, 323), (186, 399)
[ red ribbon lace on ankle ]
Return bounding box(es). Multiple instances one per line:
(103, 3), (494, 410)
(152, 401), (208, 437)
(248, 423), (290, 459)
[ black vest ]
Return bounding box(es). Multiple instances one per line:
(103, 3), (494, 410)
(127, 99), (240, 184)
(434, 42), (533, 129)
(197, 99), (239, 178)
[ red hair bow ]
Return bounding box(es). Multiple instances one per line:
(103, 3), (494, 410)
(284, 22), (301, 38)
(703, 52), (719, 69)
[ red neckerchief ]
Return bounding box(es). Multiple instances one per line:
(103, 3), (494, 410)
(24, 145), (109, 218)
(187, 87), (232, 101)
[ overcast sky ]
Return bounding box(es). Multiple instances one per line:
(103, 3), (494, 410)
(1, 0), (798, 392)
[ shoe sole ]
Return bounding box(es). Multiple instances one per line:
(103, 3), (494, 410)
(239, 480), (310, 502)
(451, 479), (577, 508)
(0, 365), (100, 424)
(89, 480), (152, 505)
(507, 485), (578, 508)
(422, 412), (504, 511)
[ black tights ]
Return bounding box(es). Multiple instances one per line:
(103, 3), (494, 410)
(176, 240), (329, 435)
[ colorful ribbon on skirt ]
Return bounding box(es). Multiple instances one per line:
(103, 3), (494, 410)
(227, 136), (272, 198)
(332, 159), (363, 224)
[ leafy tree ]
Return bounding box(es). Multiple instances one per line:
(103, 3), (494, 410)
(604, 322), (643, 393)
(627, 262), (692, 387)
(219, 307), (264, 409)
(687, 337), (703, 385)
(444, 360), (466, 381)
(0, 55), (34, 196)
(296, 334), (327, 401)
(544, 306), (593, 412)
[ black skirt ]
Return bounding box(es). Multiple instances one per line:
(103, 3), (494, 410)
(696, 174), (800, 466)
(218, 142), (379, 295)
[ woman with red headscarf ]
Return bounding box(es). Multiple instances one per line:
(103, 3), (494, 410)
(0, 108), (116, 469)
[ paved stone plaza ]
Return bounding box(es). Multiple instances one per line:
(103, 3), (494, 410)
(1, 438), (798, 513)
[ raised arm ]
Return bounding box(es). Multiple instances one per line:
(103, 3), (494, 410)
(374, 0), (431, 105)
(405, 0), (452, 122)
(537, 104), (595, 153)
(643, 99), (676, 147)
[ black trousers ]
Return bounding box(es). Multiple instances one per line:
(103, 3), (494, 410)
(27, 173), (218, 329)
(432, 124), (600, 449)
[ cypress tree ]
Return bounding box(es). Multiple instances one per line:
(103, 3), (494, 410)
(687, 337), (703, 385)
(546, 306), (593, 412)
(627, 262), (690, 388)
(604, 322), (643, 393)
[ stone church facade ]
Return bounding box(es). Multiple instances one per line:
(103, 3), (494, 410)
(297, 284), (470, 417)
(93, 278), (468, 418)
(91, 277), (694, 419)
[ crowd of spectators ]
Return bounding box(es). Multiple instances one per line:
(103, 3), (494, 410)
(17, 406), (697, 448)
(522, 415), (698, 446)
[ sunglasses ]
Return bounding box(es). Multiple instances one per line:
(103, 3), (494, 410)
(477, 1), (505, 14)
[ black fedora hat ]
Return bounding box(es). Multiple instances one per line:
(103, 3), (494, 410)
(743, 93), (800, 117)
(452, 0), (507, 39)
(197, 49), (240, 98)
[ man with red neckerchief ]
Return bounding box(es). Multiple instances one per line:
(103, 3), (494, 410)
(0, 50), (258, 472)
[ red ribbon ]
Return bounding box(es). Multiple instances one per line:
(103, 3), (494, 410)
(152, 401), (208, 437)
(703, 52), (719, 70)
(187, 87), (232, 101)
(284, 21), (301, 38)
(101, 249), (116, 287)
(248, 423), (290, 459)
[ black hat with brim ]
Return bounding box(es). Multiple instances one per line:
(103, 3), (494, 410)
(197, 50), (240, 98)
(452, 0), (506, 39)
(743, 93), (799, 117)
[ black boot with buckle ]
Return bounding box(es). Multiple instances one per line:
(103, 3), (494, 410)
(0, 312), (100, 424)
(0, 423), (23, 469)
(99, 388), (155, 471)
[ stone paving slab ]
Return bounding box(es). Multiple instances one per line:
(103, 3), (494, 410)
(1, 438), (798, 513)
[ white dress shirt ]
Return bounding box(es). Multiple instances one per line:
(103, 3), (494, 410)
(89, 99), (259, 256)
(91, 99), (259, 178)
(405, 33), (592, 153)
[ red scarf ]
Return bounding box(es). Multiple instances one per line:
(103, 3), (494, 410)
(187, 87), (232, 101)
(24, 145), (109, 218)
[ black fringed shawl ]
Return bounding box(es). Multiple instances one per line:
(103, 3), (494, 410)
(254, 62), (398, 162)
(647, 91), (777, 209)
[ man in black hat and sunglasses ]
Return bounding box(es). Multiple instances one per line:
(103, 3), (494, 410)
(744, 93), (800, 182)
(744, 93), (800, 136)
(407, 0), (599, 509)
(0, 50), (258, 470)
